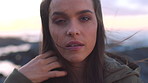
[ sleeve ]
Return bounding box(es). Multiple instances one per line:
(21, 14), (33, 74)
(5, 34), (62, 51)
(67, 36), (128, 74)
(114, 75), (143, 83)
(4, 69), (32, 83)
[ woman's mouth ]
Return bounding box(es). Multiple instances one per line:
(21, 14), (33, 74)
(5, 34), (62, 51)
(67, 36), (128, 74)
(65, 41), (85, 51)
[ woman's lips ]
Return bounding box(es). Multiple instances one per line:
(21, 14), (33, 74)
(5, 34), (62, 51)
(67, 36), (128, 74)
(65, 41), (84, 51)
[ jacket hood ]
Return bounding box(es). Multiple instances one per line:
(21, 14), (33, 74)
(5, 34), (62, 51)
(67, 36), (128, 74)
(104, 55), (140, 83)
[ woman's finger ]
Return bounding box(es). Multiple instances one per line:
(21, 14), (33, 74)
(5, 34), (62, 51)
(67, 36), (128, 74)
(37, 56), (58, 65)
(44, 56), (58, 64)
(37, 51), (55, 59)
(42, 51), (55, 58)
(47, 71), (67, 78)
(46, 62), (62, 71)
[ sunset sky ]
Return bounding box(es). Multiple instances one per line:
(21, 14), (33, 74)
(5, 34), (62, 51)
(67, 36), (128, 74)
(101, 0), (148, 30)
(0, 0), (148, 36)
(0, 0), (41, 35)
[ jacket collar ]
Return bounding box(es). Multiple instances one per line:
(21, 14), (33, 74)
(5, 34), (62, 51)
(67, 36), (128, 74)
(104, 55), (140, 83)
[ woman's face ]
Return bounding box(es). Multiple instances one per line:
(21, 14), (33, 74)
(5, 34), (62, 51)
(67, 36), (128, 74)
(49, 0), (97, 63)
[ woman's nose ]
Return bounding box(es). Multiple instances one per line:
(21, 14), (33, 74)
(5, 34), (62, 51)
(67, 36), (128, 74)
(66, 24), (80, 37)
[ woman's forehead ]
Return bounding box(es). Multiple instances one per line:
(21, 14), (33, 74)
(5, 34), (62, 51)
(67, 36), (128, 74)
(50, 0), (94, 13)
(50, 0), (93, 5)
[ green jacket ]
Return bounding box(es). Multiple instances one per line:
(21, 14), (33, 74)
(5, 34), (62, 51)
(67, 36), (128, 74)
(104, 55), (143, 83)
(4, 55), (143, 83)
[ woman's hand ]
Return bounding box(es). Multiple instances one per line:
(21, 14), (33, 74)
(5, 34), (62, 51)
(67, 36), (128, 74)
(18, 51), (67, 83)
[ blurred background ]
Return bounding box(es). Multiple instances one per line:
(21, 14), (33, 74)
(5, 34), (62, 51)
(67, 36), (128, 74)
(0, 0), (147, 83)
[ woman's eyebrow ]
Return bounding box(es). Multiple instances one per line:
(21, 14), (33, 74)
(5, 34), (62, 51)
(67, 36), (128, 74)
(51, 12), (68, 17)
(51, 10), (93, 17)
(76, 10), (93, 15)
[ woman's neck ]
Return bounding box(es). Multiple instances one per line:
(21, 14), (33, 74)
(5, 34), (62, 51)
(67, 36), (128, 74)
(69, 61), (86, 82)
(70, 60), (86, 73)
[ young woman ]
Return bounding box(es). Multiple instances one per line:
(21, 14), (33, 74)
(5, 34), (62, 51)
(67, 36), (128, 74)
(4, 0), (143, 83)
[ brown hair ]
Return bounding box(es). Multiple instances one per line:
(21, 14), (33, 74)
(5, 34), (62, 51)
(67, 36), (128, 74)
(40, 0), (106, 83)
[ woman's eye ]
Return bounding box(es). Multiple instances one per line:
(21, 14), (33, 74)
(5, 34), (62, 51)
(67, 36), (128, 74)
(54, 19), (67, 25)
(80, 16), (90, 22)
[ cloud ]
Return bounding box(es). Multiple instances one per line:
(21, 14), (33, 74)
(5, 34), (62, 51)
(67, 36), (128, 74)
(101, 0), (148, 15)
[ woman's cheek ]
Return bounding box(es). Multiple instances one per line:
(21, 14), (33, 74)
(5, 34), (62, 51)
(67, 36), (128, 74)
(51, 31), (58, 43)
(50, 28), (64, 46)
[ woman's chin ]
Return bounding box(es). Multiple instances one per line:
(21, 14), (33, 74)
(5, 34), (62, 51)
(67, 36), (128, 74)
(59, 51), (90, 65)
(65, 55), (86, 64)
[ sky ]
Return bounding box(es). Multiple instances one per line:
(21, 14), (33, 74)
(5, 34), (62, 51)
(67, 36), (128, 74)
(0, 0), (148, 36)
(101, 0), (148, 30)
(101, 0), (148, 15)
(0, 0), (42, 35)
